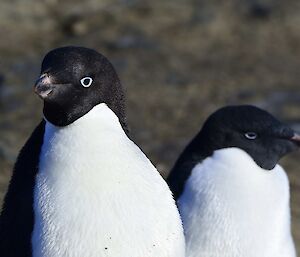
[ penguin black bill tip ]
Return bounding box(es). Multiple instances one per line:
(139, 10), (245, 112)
(34, 73), (54, 100)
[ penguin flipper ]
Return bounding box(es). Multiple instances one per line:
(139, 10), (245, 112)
(0, 120), (45, 257)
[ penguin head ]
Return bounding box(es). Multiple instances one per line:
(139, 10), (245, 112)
(34, 46), (127, 129)
(197, 105), (300, 170)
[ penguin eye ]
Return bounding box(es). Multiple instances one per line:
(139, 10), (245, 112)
(80, 77), (93, 88)
(245, 132), (257, 140)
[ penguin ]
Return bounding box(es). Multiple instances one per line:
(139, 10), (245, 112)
(167, 105), (299, 257)
(0, 46), (185, 257)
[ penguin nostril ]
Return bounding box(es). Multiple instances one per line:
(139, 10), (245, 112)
(35, 74), (51, 87)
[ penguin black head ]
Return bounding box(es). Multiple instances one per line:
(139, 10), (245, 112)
(34, 46), (127, 130)
(194, 105), (300, 170)
(168, 105), (300, 200)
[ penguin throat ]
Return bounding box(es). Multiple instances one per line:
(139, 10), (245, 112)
(43, 101), (128, 132)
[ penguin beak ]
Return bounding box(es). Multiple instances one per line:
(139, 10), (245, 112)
(290, 133), (300, 147)
(34, 74), (54, 99)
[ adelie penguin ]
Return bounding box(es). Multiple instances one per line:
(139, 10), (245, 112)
(0, 46), (185, 257)
(167, 105), (300, 257)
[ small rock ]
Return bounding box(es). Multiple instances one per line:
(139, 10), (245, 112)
(248, 3), (272, 19)
(0, 74), (4, 87)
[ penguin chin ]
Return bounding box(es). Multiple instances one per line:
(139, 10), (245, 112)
(42, 100), (96, 127)
(261, 163), (276, 171)
(42, 104), (70, 127)
(42, 113), (65, 127)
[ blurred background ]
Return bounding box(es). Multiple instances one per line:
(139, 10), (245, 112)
(0, 0), (299, 252)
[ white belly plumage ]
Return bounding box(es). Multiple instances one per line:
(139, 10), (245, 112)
(178, 148), (296, 257)
(32, 104), (185, 257)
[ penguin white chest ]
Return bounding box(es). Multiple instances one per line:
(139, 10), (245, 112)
(32, 104), (184, 257)
(178, 148), (296, 257)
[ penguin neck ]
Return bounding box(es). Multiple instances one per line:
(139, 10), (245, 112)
(43, 101), (128, 133)
(44, 103), (124, 134)
(183, 148), (288, 198)
(167, 132), (214, 200)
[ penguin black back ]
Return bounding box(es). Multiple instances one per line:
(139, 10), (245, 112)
(0, 121), (45, 257)
(168, 105), (300, 199)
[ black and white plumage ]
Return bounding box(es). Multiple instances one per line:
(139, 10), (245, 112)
(167, 105), (299, 257)
(0, 46), (185, 257)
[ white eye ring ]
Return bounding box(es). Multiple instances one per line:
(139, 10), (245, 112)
(80, 77), (93, 87)
(245, 132), (257, 140)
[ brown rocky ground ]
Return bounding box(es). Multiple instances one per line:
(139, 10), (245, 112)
(0, 0), (300, 252)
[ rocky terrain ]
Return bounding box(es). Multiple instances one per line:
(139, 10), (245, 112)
(0, 0), (300, 252)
